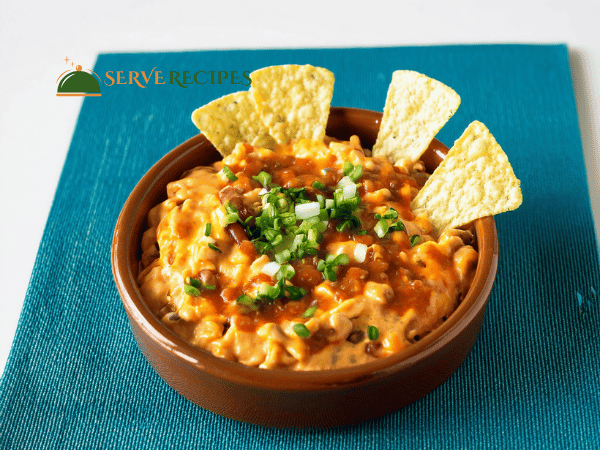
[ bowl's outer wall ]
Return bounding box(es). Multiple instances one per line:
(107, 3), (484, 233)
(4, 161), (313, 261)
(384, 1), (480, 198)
(112, 107), (498, 428)
(127, 300), (487, 428)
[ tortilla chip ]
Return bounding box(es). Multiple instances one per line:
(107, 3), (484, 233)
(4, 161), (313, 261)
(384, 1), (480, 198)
(373, 70), (461, 165)
(411, 121), (522, 231)
(250, 65), (334, 145)
(191, 91), (277, 155)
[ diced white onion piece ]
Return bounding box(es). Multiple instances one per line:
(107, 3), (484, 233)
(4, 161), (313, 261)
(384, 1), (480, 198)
(259, 188), (268, 196)
(325, 199), (334, 209)
(295, 202), (321, 220)
(337, 176), (354, 190)
(342, 183), (357, 199)
(354, 243), (368, 263)
(262, 261), (281, 278)
(374, 220), (387, 238)
(215, 208), (227, 227)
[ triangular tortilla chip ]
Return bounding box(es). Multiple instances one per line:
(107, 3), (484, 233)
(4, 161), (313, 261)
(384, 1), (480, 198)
(191, 91), (276, 155)
(411, 121), (522, 231)
(373, 70), (460, 165)
(250, 65), (334, 145)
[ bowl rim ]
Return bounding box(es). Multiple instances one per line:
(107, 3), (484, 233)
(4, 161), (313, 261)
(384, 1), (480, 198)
(111, 106), (498, 392)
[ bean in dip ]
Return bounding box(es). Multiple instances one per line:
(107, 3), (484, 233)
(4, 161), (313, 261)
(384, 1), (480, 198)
(137, 65), (522, 370)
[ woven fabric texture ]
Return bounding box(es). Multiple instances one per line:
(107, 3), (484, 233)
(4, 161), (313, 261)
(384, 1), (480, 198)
(1, 45), (599, 449)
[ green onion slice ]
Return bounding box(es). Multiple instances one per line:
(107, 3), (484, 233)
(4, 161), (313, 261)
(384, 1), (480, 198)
(410, 235), (421, 247)
(286, 285), (306, 300)
(276, 264), (295, 281)
(312, 180), (326, 190)
(208, 243), (222, 253)
(390, 221), (405, 232)
(293, 323), (311, 338)
(383, 208), (398, 219)
(367, 325), (379, 340)
(222, 165), (238, 181)
(252, 171), (272, 188)
(187, 277), (201, 288)
(348, 164), (363, 182)
(236, 294), (258, 310)
(334, 253), (350, 265)
(343, 161), (353, 176)
(374, 219), (389, 238)
(184, 284), (201, 297)
(301, 305), (318, 318)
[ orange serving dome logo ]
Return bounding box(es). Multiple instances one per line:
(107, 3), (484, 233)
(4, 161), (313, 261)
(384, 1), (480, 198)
(56, 58), (101, 97)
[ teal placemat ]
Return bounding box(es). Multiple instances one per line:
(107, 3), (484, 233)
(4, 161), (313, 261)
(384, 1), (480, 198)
(1, 45), (599, 449)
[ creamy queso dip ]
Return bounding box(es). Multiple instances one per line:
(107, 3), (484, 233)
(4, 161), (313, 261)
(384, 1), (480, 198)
(138, 136), (478, 370)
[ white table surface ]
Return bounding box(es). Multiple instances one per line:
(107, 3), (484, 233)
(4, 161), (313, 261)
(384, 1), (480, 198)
(1, 0), (599, 378)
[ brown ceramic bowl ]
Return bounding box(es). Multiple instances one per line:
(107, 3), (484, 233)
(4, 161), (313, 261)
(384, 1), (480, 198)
(111, 107), (498, 428)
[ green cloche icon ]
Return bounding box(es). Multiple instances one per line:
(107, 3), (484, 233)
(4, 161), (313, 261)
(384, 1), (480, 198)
(57, 65), (101, 96)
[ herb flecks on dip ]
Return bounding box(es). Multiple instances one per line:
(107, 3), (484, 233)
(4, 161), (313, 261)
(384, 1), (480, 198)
(138, 137), (478, 370)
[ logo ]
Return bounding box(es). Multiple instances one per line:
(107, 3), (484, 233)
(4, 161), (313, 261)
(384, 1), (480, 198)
(57, 57), (101, 97)
(55, 56), (252, 96)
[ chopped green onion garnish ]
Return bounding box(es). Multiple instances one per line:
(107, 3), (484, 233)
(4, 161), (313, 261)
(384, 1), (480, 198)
(225, 202), (238, 214)
(316, 194), (325, 208)
(336, 220), (352, 233)
(293, 323), (311, 338)
(334, 253), (350, 265)
(204, 223), (212, 236)
(184, 284), (201, 297)
(252, 171), (272, 188)
(301, 305), (318, 318)
(286, 285), (306, 300)
(264, 228), (281, 242)
(324, 267), (337, 281)
(186, 277), (215, 294)
(374, 219), (389, 238)
(188, 277), (201, 288)
(390, 221), (405, 232)
(318, 252), (350, 281)
(276, 197), (289, 211)
(276, 264), (295, 281)
(383, 208), (398, 219)
(236, 294), (258, 310)
(410, 235), (421, 247)
(225, 213), (240, 225)
(208, 243), (222, 253)
(367, 325), (379, 340)
(258, 282), (283, 301)
(348, 164), (363, 182)
(275, 249), (291, 264)
(312, 180), (326, 190)
(223, 203), (240, 224)
(222, 165), (238, 181)
(343, 161), (353, 176)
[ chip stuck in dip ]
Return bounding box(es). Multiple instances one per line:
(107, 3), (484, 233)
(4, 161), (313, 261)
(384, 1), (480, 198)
(137, 65), (522, 371)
